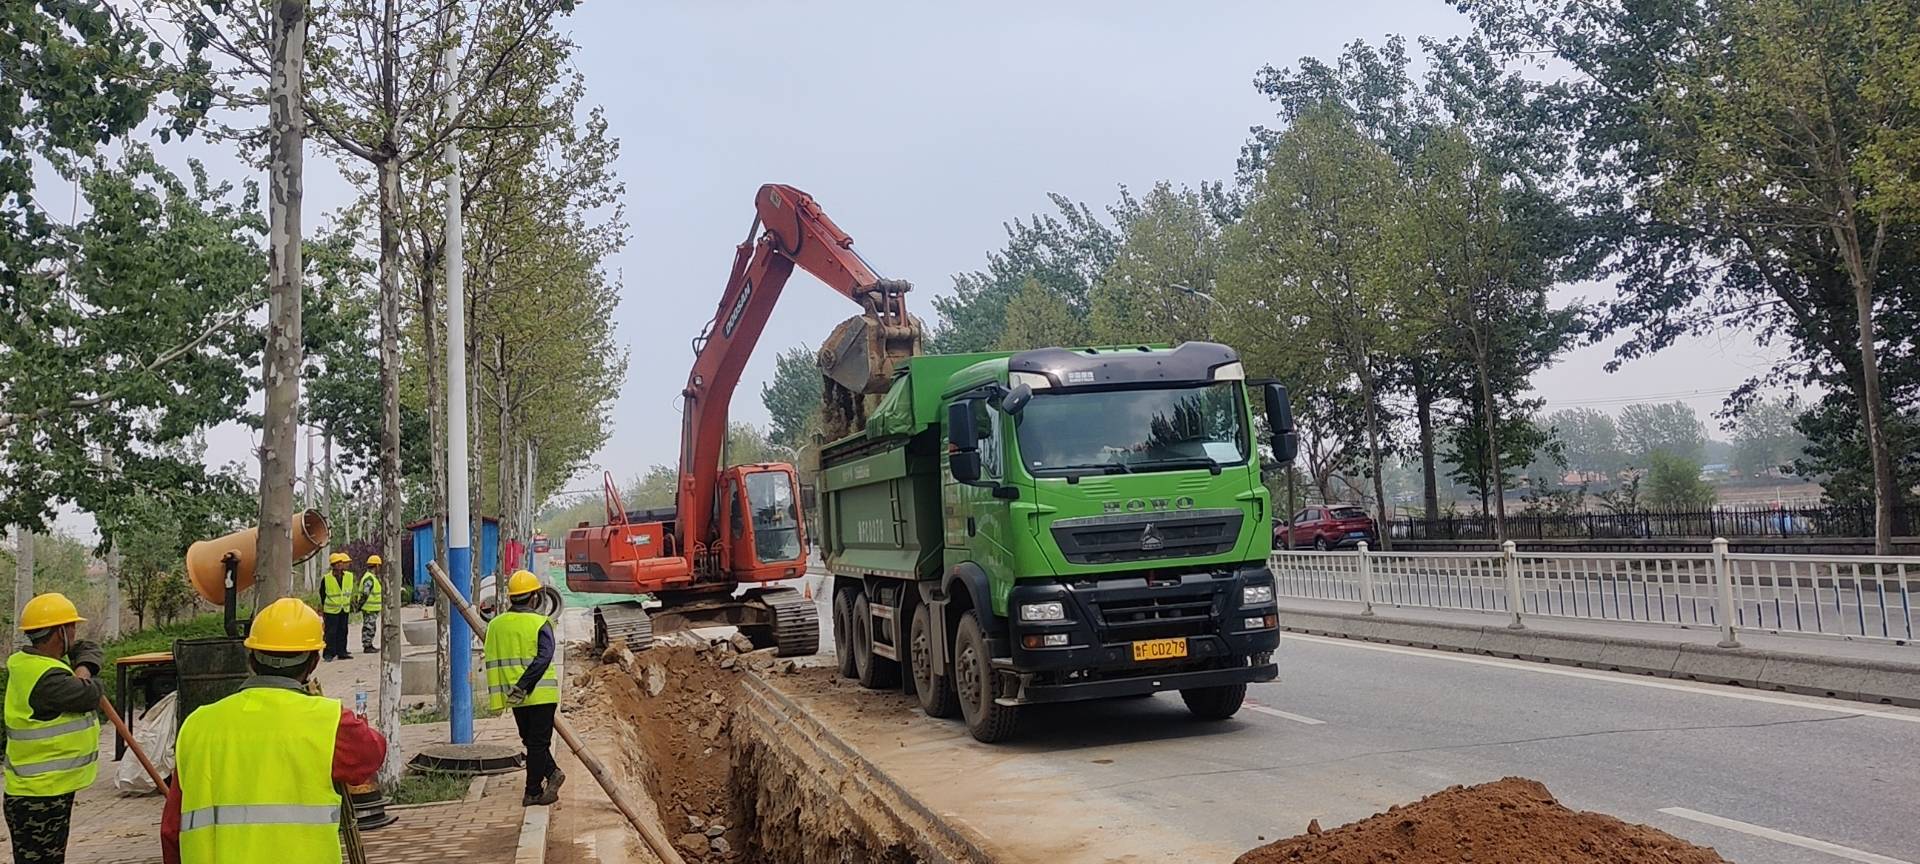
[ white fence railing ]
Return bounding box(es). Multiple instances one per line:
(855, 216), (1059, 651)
(1270, 540), (1919, 644)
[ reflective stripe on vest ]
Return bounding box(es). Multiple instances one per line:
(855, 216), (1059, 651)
(359, 572), (383, 613)
(482, 611), (558, 710)
(322, 570), (354, 613)
(4, 651), (101, 796)
(176, 686), (343, 864)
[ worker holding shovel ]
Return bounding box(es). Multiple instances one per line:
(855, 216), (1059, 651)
(484, 570), (565, 806)
(3, 593), (102, 864)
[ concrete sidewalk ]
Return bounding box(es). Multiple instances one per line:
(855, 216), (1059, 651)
(1279, 597), (1920, 707)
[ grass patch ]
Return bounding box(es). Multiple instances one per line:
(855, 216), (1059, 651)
(400, 693), (501, 724)
(387, 770), (471, 806)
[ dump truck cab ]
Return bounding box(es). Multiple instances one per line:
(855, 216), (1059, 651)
(820, 341), (1298, 742)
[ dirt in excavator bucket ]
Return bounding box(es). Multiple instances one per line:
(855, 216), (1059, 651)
(815, 310), (922, 443)
(1235, 777), (1730, 864)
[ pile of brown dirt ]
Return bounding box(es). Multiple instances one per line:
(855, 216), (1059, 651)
(1236, 778), (1730, 864)
(574, 636), (809, 863)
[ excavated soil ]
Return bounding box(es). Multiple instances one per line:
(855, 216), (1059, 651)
(573, 636), (960, 863)
(1235, 777), (1731, 864)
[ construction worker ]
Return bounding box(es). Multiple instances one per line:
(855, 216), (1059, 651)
(4, 593), (102, 864)
(356, 554), (384, 654)
(484, 569), (564, 806)
(320, 552), (355, 660)
(161, 597), (386, 864)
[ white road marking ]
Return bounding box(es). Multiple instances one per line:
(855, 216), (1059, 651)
(1281, 633), (1920, 725)
(1659, 807), (1914, 864)
(1243, 703), (1325, 725)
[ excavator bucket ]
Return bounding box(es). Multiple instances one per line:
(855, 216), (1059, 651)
(817, 309), (923, 441)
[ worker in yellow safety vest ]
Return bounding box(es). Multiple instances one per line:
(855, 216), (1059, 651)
(162, 597), (387, 864)
(356, 554), (384, 654)
(4, 592), (103, 864)
(483, 570), (564, 806)
(320, 553), (355, 661)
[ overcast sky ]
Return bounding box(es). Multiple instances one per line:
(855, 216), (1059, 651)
(54, 1), (1790, 536)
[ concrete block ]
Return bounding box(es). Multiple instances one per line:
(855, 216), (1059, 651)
(1754, 654), (1871, 702)
(402, 656), (437, 696)
(1592, 639), (1684, 677)
(1476, 628), (1554, 663)
(1851, 662), (1920, 708)
(402, 619), (436, 646)
(1671, 643), (1769, 688)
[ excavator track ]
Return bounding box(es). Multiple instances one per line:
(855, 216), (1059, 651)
(754, 588), (820, 657)
(593, 602), (654, 653)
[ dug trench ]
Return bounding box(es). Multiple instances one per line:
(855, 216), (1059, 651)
(561, 639), (1735, 864)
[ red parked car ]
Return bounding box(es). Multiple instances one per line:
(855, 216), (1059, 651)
(1278, 505), (1377, 550)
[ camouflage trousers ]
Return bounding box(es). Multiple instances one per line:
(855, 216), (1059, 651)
(3, 792), (75, 864)
(361, 611), (379, 650)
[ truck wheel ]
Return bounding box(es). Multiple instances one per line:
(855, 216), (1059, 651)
(1179, 684), (1247, 720)
(908, 604), (959, 718)
(851, 593), (900, 689)
(954, 609), (1019, 742)
(832, 587), (857, 679)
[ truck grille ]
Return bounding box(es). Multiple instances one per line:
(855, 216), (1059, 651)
(1049, 509), (1243, 565)
(1095, 593), (1218, 640)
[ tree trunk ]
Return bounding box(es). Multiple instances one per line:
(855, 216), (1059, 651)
(255, 0), (308, 602)
(494, 336), (512, 611)
(1357, 370), (1391, 551)
(417, 262), (452, 716)
(1838, 251), (1898, 556)
(100, 449), (122, 639)
(12, 529), (33, 650)
(1475, 346), (1508, 542)
(1413, 358), (1440, 519)
(376, 153), (407, 787)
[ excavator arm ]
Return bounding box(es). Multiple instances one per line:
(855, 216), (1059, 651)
(675, 184), (920, 570)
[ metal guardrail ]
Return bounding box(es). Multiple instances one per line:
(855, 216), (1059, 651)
(1270, 540), (1919, 644)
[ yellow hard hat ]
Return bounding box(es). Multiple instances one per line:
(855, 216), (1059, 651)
(507, 569), (542, 596)
(329, 552), (350, 564)
(365, 554), (383, 566)
(19, 593), (84, 631)
(245, 598), (325, 652)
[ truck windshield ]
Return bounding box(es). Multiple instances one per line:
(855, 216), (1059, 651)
(1016, 382), (1248, 475)
(745, 471), (802, 563)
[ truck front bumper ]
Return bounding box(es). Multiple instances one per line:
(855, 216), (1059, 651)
(995, 563), (1280, 705)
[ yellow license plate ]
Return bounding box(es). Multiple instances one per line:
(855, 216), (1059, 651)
(1131, 637), (1188, 662)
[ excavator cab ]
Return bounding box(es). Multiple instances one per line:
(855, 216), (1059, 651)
(721, 463), (808, 581)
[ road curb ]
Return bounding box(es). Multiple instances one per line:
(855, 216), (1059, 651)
(1280, 606), (1920, 708)
(515, 800), (549, 864)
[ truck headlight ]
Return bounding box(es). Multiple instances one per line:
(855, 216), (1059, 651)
(1242, 584), (1274, 606)
(1019, 601), (1066, 622)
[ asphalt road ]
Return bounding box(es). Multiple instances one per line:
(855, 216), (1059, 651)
(793, 575), (1920, 864)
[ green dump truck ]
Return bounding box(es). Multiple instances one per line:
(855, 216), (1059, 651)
(817, 341), (1298, 742)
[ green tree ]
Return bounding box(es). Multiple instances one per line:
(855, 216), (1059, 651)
(1548, 408), (1626, 480)
(1645, 451), (1717, 510)
(994, 278), (1090, 351)
(1442, 411), (1559, 515)
(929, 195), (1119, 353)
(1618, 402), (1707, 465)
(1218, 103), (1417, 546)
(762, 345), (823, 454)
(1458, 0), (1920, 553)
(1087, 183), (1221, 345)
(1731, 399), (1809, 478)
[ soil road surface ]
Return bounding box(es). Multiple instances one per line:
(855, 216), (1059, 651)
(781, 574), (1920, 864)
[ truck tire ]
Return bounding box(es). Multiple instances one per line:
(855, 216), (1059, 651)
(832, 587), (857, 679)
(852, 593), (900, 689)
(954, 609), (1019, 742)
(1179, 684), (1247, 720)
(908, 603), (959, 719)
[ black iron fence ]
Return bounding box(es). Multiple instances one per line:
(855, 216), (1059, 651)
(1392, 504), (1914, 541)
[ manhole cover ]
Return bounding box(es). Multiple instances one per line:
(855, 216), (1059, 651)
(408, 742), (524, 775)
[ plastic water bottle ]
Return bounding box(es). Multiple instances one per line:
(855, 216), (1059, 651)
(354, 690), (368, 718)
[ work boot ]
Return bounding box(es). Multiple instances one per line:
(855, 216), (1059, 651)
(523, 785), (559, 807)
(545, 768), (566, 795)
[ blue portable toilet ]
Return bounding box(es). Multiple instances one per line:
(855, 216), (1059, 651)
(404, 516), (501, 602)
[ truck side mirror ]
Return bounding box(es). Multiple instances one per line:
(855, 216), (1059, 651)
(947, 400), (984, 484)
(999, 382), (1032, 415)
(1264, 382), (1299, 465)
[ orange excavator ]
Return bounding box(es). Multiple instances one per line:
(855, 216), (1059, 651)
(564, 184), (921, 655)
